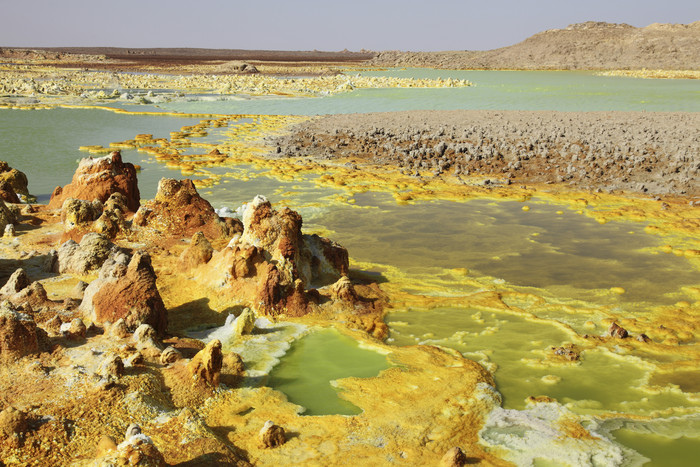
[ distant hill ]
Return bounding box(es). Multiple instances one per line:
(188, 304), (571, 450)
(370, 21), (700, 70)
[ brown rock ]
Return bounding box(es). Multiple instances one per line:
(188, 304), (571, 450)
(0, 180), (21, 204)
(255, 262), (282, 314)
(81, 251), (168, 335)
(0, 406), (28, 437)
(187, 339), (223, 387)
(49, 151), (140, 212)
(221, 352), (245, 388)
(283, 278), (310, 317)
(180, 231), (214, 268)
(94, 424), (166, 467)
(119, 436), (166, 467)
(239, 195), (348, 286)
(227, 244), (266, 279)
(302, 233), (350, 284)
(608, 322), (629, 339)
(43, 314), (63, 336)
(551, 344), (580, 361)
(67, 317), (87, 340)
(0, 161), (31, 200)
(0, 304), (39, 364)
(133, 178), (237, 241)
(109, 318), (130, 339)
(9, 281), (51, 310)
(98, 353), (125, 379)
(636, 333), (652, 343)
(0, 199), (18, 233)
(330, 275), (358, 302)
(440, 446), (468, 467)
(160, 346), (182, 365)
(241, 196), (303, 269)
(259, 420), (286, 448)
(0, 268), (30, 296)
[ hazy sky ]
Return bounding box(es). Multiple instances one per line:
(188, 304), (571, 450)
(1, 0), (698, 51)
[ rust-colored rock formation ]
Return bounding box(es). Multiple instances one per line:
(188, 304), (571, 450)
(49, 151), (140, 212)
(80, 251), (168, 335)
(193, 195), (351, 317)
(133, 178), (241, 242)
(239, 195), (348, 285)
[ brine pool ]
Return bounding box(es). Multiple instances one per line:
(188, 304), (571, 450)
(1, 70), (699, 465)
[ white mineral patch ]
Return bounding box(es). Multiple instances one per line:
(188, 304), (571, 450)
(77, 154), (112, 170)
(190, 315), (309, 379)
(478, 402), (630, 466)
(215, 206), (237, 218)
(597, 413), (700, 441)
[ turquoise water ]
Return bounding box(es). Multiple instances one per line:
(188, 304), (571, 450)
(154, 70), (700, 115)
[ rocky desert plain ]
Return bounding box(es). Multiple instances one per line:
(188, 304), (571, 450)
(0, 20), (699, 466)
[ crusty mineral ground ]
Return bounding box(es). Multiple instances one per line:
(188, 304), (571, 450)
(271, 110), (700, 197)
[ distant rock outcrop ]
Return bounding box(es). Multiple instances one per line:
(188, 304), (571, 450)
(49, 151), (140, 212)
(370, 21), (700, 70)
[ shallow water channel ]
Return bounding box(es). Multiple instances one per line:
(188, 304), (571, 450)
(2, 70), (699, 464)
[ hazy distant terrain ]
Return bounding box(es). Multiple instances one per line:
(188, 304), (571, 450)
(2, 21), (699, 71)
(370, 21), (700, 70)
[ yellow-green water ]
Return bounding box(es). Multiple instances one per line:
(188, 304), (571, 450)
(2, 71), (700, 464)
(266, 329), (390, 416)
